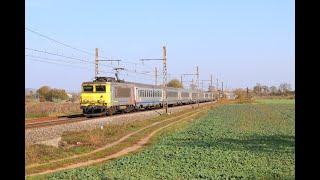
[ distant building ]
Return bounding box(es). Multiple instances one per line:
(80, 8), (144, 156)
(223, 91), (237, 99)
(67, 94), (73, 98)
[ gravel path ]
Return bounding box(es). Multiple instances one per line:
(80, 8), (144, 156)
(25, 102), (215, 145)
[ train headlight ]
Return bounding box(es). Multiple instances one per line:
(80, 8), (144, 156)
(98, 99), (103, 103)
(83, 99), (89, 103)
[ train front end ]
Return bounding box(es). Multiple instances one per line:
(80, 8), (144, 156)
(80, 82), (111, 116)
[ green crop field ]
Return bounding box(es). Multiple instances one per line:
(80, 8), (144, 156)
(35, 101), (295, 179)
(256, 99), (295, 104)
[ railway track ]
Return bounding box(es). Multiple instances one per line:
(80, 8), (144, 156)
(25, 101), (216, 129)
(25, 115), (86, 129)
(25, 109), (164, 129)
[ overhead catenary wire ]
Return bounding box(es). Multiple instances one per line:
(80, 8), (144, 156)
(26, 27), (141, 65)
(25, 58), (113, 74)
(25, 55), (93, 65)
(26, 28), (210, 85)
(26, 27), (158, 78)
(26, 48), (156, 78)
(25, 57), (155, 81)
(26, 27), (97, 57)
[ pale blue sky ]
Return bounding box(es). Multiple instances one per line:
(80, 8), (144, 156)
(25, 0), (295, 92)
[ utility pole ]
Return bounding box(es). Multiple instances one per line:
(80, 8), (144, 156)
(222, 81), (224, 98)
(201, 79), (211, 91)
(211, 74), (213, 101)
(95, 48), (99, 77)
(155, 67), (157, 85)
(140, 45), (167, 113)
(210, 74), (213, 91)
(163, 46), (168, 113)
(216, 78), (219, 100)
(95, 48), (122, 78)
(181, 73), (197, 88)
(196, 66), (199, 90)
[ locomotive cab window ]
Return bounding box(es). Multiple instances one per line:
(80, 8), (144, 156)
(83, 86), (93, 92)
(95, 85), (106, 92)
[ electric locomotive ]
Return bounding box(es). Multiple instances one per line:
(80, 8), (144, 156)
(80, 76), (216, 117)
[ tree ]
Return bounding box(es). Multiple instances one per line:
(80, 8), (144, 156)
(234, 88), (249, 99)
(167, 79), (184, 88)
(261, 85), (269, 94)
(270, 86), (277, 95)
(208, 85), (214, 92)
(189, 83), (197, 90)
(36, 86), (69, 102)
(279, 83), (291, 96)
(37, 86), (50, 102)
(253, 83), (262, 96)
(47, 89), (69, 101)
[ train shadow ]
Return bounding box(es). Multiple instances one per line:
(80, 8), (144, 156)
(166, 134), (295, 154)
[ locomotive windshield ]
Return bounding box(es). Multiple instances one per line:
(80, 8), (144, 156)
(96, 85), (106, 92)
(83, 85), (93, 92)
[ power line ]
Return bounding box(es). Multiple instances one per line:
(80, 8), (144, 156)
(26, 28), (167, 79)
(26, 48), (94, 63)
(25, 55), (92, 65)
(26, 27), (141, 65)
(26, 48), (162, 81)
(26, 27), (96, 57)
(25, 48), (118, 69)
(25, 58), (113, 74)
(26, 57), (155, 82)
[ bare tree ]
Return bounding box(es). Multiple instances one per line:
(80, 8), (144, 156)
(253, 83), (262, 97)
(190, 83), (197, 90)
(278, 83), (292, 96)
(270, 86), (277, 95)
(261, 85), (269, 95)
(208, 85), (214, 92)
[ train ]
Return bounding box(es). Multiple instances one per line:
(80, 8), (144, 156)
(80, 77), (216, 117)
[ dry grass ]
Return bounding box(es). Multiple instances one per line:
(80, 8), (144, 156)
(25, 102), (81, 118)
(25, 105), (212, 168)
(25, 108), (210, 176)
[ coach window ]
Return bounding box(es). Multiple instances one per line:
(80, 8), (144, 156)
(96, 85), (106, 92)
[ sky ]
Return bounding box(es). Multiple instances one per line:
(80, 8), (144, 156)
(25, 0), (295, 92)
